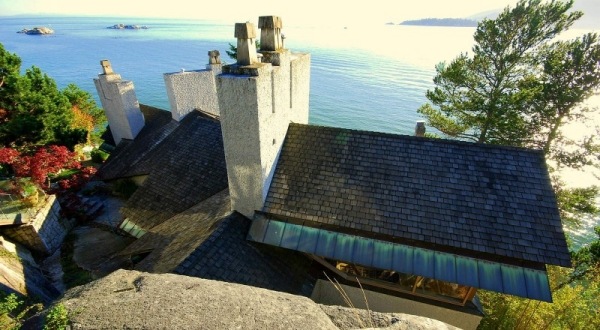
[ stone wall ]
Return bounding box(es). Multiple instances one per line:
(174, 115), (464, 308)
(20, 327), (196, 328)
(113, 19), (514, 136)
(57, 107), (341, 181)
(1, 195), (74, 255)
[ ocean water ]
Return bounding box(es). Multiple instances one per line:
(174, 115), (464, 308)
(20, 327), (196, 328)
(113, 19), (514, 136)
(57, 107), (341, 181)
(1, 16), (598, 247)
(0, 16), (477, 134)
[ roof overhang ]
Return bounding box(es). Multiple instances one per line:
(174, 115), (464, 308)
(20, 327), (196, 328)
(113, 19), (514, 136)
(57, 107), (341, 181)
(248, 213), (553, 302)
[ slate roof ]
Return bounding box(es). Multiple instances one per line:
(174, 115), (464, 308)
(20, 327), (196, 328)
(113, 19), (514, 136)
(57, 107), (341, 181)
(175, 212), (314, 295)
(119, 111), (228, 230)
(118, 189), (232, 273)
(97, 108), (228, 230)
(118, 189), (314, 295)
(262, 123), (571, 268)
(97, 104), (178, 180)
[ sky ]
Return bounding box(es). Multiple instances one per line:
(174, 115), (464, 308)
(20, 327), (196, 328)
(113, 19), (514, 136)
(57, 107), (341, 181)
(0, 0), (522, 25)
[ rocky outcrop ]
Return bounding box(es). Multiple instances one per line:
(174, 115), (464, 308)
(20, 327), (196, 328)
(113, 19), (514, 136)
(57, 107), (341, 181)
(107, 24), (148, 30)
(17, 27), (54, 35)
(321, 305), (460, 330)
(55, 269), (338, 329)
(43, 270), (459, 329)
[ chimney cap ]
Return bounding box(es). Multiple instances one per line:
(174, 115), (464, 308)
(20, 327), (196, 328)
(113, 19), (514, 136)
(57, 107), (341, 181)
(258, 16), (282, 29)
(208, 50), (221, 64)
(100, 59), (114, 75)
(234, 22), (257, 39)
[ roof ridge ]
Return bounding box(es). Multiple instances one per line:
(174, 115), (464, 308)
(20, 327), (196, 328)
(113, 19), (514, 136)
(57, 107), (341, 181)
(288, 123), (545, 155)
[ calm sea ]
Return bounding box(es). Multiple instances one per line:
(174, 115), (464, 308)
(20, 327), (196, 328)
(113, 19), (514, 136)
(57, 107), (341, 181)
(0, 16), (479, 134)
(0, 16), (597, 247)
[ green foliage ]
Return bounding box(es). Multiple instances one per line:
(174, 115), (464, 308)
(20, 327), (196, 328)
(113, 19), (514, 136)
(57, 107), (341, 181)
(418, 0), (600, 154)
(63, 83), (107, 144)
(569, 226), (600, 282)
(0, 293), (43, 330)
(226, 40), (260, 61)
(44, 304), (69, 330)
(226, 43), (237, 60)
(555, 182), (600, 228)
(478, 265), (600, 330)
(0, 43), (103, 149)
(90, 148), (109, 163)
(62, 84), (105, 126)
(416, 1), (600, 328)
(0, 293), (21, 328)
(479, 228), (600, 329)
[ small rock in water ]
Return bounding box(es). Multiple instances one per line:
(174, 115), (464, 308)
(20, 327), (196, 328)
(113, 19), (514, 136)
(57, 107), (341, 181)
(17, 27), (54, 35)
(107, 24), (149, 30)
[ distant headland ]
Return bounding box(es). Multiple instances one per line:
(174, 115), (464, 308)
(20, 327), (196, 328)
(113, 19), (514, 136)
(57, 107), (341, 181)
(17, 26), (54, 35)
(107, 24), (149, 30)
(396, 18), (478, 27)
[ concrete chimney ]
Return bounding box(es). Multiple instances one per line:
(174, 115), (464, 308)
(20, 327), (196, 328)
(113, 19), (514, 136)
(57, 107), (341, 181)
(415, 121), (426, 137)
(164, 50), (223, 120)
(234, 22), (259, 66)
(258, 16), (283, 51)
(94, 60), (144, 145)
(218, 16), (310, 218)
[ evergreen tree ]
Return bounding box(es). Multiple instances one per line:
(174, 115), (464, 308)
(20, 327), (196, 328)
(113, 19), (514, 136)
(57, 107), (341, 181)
(417, 0), (598, 150)
(0, 43), (103, 150)
(417, 1), (600, 327)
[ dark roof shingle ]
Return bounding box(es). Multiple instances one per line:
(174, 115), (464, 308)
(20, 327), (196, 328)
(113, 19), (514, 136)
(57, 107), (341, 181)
(97, 108), (228, 231)
(120, 111), (228, 230)
(97, 104), (178, 180)
(263, 123), (571, 267)
(118, 189), (314, 295)
(175, 211), (314, 295)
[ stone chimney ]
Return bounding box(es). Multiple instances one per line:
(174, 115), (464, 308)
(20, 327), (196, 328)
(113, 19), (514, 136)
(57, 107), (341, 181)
(258, 16), (283, 51)
(234, 22), (259, 65)
(94, 60), (144, 145)
(415, 121), (426, 137)
(218, 16), (311, 218)
(164, 50), (223, 120)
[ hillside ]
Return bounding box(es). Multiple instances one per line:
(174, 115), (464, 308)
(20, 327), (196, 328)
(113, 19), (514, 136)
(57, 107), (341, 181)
(402, 0), (600, 29)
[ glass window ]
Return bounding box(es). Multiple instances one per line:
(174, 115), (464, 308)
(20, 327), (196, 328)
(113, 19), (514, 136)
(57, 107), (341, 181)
(326, 258), (472, 305)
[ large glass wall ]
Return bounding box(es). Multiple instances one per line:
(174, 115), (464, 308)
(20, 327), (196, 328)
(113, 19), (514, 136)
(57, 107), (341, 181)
(331, 260), (475, 306)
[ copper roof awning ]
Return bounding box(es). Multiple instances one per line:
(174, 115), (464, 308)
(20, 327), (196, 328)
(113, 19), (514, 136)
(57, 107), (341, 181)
(248, 214), (553, 302)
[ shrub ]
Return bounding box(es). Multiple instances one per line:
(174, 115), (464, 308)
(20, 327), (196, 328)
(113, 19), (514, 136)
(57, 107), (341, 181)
(0, 293), (43, 330)
(56, 166), (97, 192)
(90, 149), (109, 163)
(44, 304), (69, 330)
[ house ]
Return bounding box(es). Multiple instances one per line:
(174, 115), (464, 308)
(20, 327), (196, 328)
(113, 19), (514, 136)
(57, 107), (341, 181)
(94, 16), (571, 330)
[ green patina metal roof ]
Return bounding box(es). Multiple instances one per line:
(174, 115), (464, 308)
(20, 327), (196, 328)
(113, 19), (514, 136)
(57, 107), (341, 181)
(248, 216), (552, 302)
(119, 218), (147, 238)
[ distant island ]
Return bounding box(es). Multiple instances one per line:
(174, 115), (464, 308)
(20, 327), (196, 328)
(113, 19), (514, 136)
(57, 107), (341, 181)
(107, 24), (149, 30)
(17, 27), (54, 35)
(399, 18), (478, 27)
